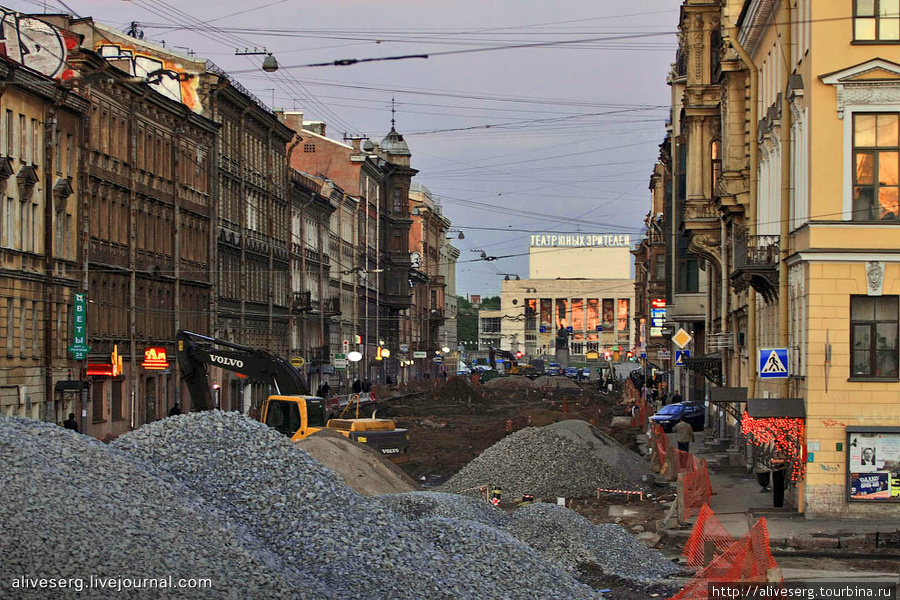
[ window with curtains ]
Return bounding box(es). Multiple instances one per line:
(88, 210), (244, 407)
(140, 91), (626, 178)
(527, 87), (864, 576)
(854, 0), (900, 41)
(853, 113), (899, 220)
(851, 295), (899, 379)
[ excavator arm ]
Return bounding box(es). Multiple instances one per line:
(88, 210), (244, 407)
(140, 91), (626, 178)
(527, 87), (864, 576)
(175, 330), (309, 411)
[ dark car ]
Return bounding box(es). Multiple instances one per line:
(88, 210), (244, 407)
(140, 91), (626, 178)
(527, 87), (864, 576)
(650, 402), (705, 432)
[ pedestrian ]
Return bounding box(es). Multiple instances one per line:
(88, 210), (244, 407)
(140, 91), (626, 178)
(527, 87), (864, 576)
(440, 370), (447, 382)
(352, 378), (362, 394)
(770, 450), (787, 508)
(362, 379), (371, 393)
(63, 412), (79, 432)
(671, 389), (683, 405)
(168, 403), (182, 417)
(673, 416), (694, 453)
(316, 380), (331, 398)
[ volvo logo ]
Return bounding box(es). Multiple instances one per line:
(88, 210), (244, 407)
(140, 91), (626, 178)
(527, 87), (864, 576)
(210, 355), (244, 369)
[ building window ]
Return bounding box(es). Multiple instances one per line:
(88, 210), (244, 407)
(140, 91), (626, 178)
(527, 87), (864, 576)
(481, 317), (500, 334)
(303, 143), (315, 153)
(851, 295), (899, 379)
(853, 113), (899, 220)
(92, 382), (105, 422)
(854, 0), (900, 41)
(111, 380), (123, 421)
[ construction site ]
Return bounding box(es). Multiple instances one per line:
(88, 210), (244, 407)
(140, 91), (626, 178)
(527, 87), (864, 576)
(2, 374), (899, 599)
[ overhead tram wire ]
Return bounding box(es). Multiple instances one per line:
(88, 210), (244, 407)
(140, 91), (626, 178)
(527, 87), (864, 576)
(131, 0), (360, 134)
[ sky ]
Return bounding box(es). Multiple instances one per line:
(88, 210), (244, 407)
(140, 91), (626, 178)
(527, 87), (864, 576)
(9, 0), (680, 297)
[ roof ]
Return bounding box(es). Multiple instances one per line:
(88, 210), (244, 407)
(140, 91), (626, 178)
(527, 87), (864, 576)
(380, 126), (411, 156)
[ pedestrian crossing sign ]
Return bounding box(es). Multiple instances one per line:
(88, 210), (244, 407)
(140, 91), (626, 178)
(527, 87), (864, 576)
(759, 348), (789, 379)
(675, 350), (690, 366)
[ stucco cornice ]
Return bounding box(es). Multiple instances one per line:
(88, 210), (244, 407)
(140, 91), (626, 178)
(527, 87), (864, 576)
(737, 0), (778, 57)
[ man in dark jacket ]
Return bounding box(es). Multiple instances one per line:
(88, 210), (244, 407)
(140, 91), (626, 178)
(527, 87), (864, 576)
(352, 379), (362, 394)
(63, 413), (79, 432)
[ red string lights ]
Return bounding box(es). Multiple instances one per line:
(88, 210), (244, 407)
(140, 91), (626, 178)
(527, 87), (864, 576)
(741, 411), (806, 482)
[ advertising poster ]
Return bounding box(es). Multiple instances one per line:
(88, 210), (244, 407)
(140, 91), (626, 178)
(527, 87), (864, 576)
(847, 430), (900, 502)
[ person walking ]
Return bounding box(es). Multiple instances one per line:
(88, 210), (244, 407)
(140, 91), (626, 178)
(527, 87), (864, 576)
(671, 389), (683, 405)
(63, 413), (79, 432)
(673, 416), (694, 453)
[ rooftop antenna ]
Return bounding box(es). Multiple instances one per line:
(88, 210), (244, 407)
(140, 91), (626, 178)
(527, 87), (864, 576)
(390, 96), (396, 129)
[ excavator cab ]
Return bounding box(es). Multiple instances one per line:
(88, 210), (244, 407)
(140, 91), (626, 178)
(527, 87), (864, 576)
(262, 396), (327, 442)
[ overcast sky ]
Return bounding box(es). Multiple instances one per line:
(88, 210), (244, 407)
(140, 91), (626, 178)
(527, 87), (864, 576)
(11, 0), (680, 297)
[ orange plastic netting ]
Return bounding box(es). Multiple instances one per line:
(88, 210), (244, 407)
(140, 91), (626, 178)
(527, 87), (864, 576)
(670, 518), (780, 599)
(682, 504), (735, 569)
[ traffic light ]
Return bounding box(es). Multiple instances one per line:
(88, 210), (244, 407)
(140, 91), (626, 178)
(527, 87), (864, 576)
(626, 351), (633, 360)
(515, 351), (523, 359)
(354, 334), (362, 344)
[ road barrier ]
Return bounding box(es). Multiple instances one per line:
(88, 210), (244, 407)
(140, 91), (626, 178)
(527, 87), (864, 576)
(681, 504), (734, 569)
(674, 449), (712, 521)
(670, 518), (781, 599)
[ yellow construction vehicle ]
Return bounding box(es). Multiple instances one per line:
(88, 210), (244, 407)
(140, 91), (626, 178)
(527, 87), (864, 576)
(176, 331), (409, 458)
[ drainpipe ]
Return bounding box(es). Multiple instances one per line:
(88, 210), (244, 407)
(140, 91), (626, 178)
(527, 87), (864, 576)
(779, 2), (793, 399)
(727, 26), (758, 397)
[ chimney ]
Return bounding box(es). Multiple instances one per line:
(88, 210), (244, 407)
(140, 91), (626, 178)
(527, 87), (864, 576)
(281, 111), (304, 133)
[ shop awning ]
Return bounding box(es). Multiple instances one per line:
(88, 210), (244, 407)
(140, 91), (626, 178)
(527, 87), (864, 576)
(746, 397), (805, 418)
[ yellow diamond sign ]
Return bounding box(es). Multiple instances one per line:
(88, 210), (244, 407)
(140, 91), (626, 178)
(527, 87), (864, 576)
(672, 328), (693, 349)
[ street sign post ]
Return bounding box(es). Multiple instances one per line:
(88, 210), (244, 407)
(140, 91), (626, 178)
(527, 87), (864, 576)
(672, 328), (693, 349)
(675, 350), (690, 366)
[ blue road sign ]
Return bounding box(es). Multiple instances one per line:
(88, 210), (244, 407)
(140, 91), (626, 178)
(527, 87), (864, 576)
(675, 350), (690, 366)
(596, 325), (603, 332)
(566, 326), (573, 333)
(639, 352), (647, 359)
(539, 326), (546, 333)
(759, 348), (789, 378)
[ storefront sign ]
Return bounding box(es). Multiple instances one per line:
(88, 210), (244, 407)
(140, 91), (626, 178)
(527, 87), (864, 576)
(413, 351), (427, 359)
(142, 347), (169, 370)
(530, 234), (631, 248)
(67, 293), (91, 360)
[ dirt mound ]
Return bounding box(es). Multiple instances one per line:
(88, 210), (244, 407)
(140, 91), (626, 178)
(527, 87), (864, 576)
(296, 428), (420, 495)
(533, 376), (581, 392)
(434, 376), (485, 404)
(485, 376), (536, 390)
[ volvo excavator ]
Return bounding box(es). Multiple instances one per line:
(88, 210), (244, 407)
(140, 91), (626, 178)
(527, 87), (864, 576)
(175, 330), (409, 459)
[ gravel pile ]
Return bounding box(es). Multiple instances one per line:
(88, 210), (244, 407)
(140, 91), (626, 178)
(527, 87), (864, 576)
(0, 416), (312, 599)
(439, 420), (649, 501)
(2, 412), (677, 598)
(376, 492), (678, 589)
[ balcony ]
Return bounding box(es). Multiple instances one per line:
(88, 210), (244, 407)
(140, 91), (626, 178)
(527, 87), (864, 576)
(292, 291), (312, 311)
(731, 232), (779, 303)
(428, 307), (445, 325)
(428, 274), (446, 288)
(322, 296), (341, 316)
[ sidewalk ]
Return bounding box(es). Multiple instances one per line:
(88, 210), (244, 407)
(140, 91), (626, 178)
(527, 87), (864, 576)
(663, 431), (900, 551)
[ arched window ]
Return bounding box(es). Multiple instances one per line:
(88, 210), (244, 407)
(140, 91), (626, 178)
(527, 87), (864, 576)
(711, 140), (722, 196)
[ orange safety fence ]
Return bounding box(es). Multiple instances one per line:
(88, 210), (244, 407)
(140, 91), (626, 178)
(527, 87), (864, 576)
(682, 504), (735, 569)
(674, 449), (713, 520)
(650, 422), (671, 475)
(670, 518), (780, 599)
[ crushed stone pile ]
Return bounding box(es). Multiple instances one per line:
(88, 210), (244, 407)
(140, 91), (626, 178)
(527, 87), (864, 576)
(0, 416), (310, 599)
(440, 419), (650, 501)
(375, 492), (679, 589)
(1, 412), (677, 599)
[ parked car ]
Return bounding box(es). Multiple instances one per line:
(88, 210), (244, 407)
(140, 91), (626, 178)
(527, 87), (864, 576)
(649, 402), (705, 432)
(564, 366), (579, 379)
(547, 362), (562, 376)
